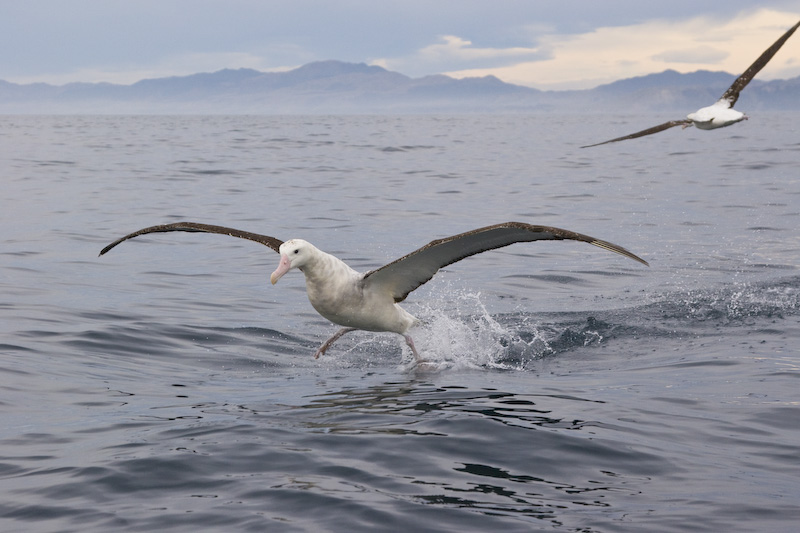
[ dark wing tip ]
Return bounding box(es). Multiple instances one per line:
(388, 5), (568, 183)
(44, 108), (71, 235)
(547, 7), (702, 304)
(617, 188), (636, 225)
(503, 223), (649, 266)
(588, 238), (649, 266)
(98, 223), (175, 256)
(98, 241), (118, 256)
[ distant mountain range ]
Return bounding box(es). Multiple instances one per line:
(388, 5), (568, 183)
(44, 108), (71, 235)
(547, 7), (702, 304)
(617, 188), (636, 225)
(1, 60), (798, 114)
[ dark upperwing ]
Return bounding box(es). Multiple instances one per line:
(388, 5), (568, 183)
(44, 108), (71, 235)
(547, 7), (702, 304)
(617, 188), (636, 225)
(362, 222), (648, 303)
(719, 19), (800, 108)
(580, 119), (692, 148)
(99, 221), (283, 256)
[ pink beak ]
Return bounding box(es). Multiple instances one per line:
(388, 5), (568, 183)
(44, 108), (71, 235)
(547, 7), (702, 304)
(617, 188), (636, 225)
(270, 254), (291, 285)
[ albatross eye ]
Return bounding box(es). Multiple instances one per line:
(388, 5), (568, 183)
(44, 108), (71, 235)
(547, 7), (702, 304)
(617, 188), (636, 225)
(293, 249), (299, 254)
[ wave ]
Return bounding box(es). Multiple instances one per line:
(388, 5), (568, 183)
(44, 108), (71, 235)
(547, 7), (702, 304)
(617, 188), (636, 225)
(26, 275), (799, 375)
(347, 274), (800, 371)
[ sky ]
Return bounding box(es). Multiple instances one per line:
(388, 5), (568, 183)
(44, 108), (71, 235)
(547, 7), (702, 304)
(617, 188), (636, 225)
(3, 1), (799, 90)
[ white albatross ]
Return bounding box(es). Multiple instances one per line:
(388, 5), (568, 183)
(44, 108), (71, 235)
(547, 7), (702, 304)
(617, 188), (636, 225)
(581, 19), (800, 148)
(99, 221), (648, 361)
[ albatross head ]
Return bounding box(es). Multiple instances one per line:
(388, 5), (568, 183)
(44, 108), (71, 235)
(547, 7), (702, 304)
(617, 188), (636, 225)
(270, 239), (314, 285)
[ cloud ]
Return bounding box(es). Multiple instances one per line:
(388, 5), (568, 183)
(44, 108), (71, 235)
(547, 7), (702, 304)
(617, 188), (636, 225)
(440, 8), (800, 90)
(651, 46), (730, 64)
(417, 35), (545, 64)
(8, 5), (799, 90)
(372, 34), (547, 77)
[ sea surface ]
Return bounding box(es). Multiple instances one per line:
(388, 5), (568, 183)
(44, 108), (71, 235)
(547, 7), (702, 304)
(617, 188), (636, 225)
(1, 113), (799, 532)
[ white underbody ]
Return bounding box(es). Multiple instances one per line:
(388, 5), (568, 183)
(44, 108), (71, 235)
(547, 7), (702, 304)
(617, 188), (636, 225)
(687, 100), (746, 130)
(298, 247), (418, 335)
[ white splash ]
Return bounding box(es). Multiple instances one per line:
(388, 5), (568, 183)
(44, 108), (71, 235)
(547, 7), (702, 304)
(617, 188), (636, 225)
(399, 291), (553, 371)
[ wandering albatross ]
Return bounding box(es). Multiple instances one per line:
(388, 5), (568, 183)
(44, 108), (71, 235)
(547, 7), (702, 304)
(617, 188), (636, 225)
(581, 19), (800, 148)
(99, 221), (648, 361)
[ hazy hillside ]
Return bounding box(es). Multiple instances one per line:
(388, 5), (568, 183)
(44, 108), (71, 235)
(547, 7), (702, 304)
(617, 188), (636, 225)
(1, 60), (797, 114)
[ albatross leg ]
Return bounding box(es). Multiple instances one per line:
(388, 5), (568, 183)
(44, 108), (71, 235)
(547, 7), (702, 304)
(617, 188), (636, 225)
(314, 327), (357, 359)
(314, 328), (423, 362)
(404, 335), (423, 362)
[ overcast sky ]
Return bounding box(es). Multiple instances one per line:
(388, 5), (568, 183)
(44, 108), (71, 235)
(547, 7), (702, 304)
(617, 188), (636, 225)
(3, 1), (799, 90)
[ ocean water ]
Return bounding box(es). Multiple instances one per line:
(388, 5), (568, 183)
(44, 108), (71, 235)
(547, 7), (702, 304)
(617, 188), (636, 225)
(1, 113), (799, 532)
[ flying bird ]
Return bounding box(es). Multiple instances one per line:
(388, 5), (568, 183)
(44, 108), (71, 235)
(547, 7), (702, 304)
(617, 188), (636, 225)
(581, 19), (800, 148)
(99, 221), (648, 361)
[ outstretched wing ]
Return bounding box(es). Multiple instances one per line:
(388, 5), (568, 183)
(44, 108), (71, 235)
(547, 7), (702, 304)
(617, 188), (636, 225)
(581, 119), (692, 148)
(719, 19), (800, 108)
(99, 221), (283, 256)
(362, 222), (648, 303)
